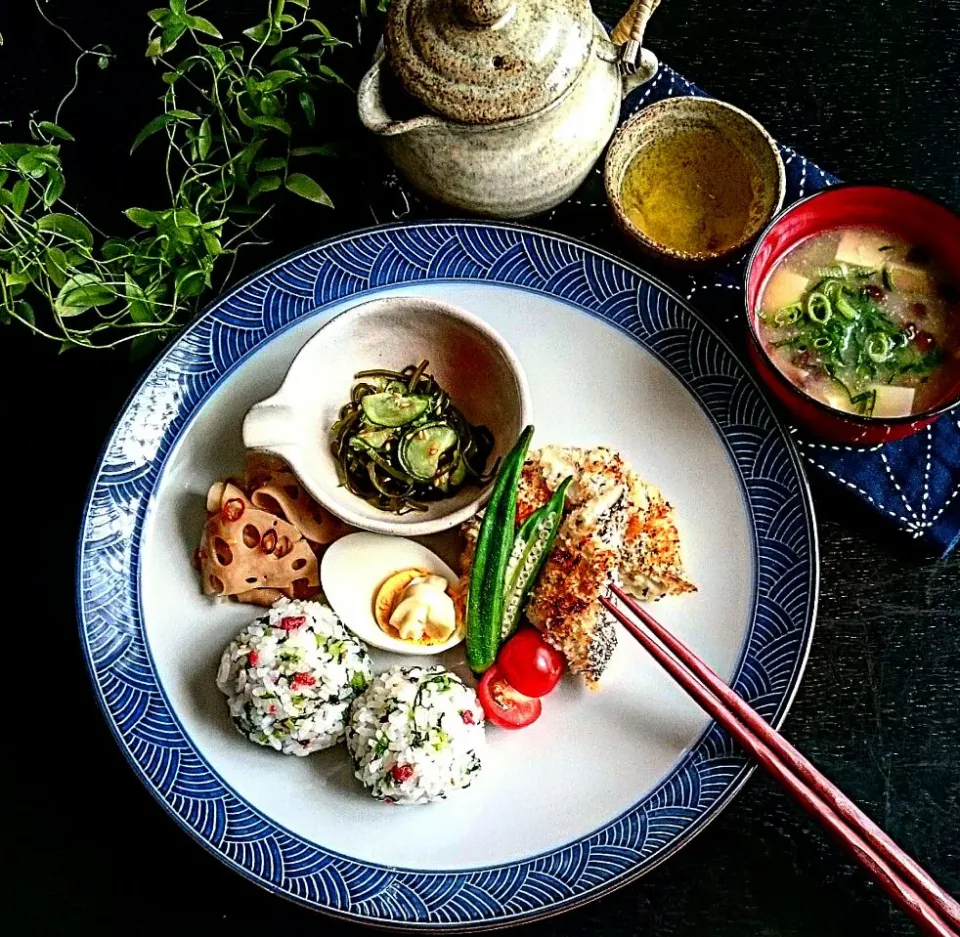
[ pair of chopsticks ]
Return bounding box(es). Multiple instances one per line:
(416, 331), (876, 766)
(600, 585), (960, 937)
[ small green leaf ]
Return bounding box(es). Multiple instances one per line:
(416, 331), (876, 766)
(15, 300), (35, 327)
(200, 43), (227, 68)
(125, 207), (158, 228)
(270, 46), (298, 64)
(16, 154), (47, 178)
(131, 110), (200, 153)
(43, 167), (65, 207)
(258, 93), (281, 117)
(170, 0), (187, 15)
(36, 213), (94, 248)
(248, 173), (282, 200)
(146, 37), (164, 58)
(4, 269), (34, 288)
(102, 238), (133, 261)
(161, 21), (188, 52)
(130, 332), (162, 361)
(291, 143), (338, 157)
(125, 273), (154, 322)
(250, 115), (291, 134)
(148, 8), (170, 23)
(98, 55), (110, 69)
(0, 144), (32, 167)
(131, 115), (171, 152)
(254, 156), (287, 172)
(11, 178), (29, 215)
(285, 172), (333, 207)
(307, 19), (335, 40)
(55, 272), (116, 316)
(44, 247), (70, 289)
(37, 121), (75, 142)
(172, 209), (201, 227)
(201, 230), (223, 256)
(175, 266), (207, 297)
(32, 145), (62, 166)
(263, 68), (300, 85)
(242, 20), (274, 44)
(298, 91), (315, 127)
(318, 64), (344, 84)
(234, 139), (266, 170)
(182, 14), (222, 38)
(197, 117), (212, 160)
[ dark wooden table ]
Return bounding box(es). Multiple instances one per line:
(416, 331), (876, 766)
(4, 1), (958, 934)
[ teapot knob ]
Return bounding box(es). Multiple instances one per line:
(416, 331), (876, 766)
(455, 0), (516, 26)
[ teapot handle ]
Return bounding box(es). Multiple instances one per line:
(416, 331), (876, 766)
(357, 54), (446, 138)
(612, 0), (661, 87)
(612, 0), (662, 47)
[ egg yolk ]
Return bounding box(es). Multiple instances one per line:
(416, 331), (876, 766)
(374, 568), (459, 645)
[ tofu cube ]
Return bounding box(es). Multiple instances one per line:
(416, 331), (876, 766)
(820, 386), (857, 414)
(763, 269), (809, 312)
(835, 230), (897, 267)
(871, 385), (916, 418)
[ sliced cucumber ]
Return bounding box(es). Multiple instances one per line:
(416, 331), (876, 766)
(357, 427), (395, 448)
(361, 392), (431, 427)
(399, 422), (458, 480)
(449, 454), (467, 487)
(434, 452), (468, 493)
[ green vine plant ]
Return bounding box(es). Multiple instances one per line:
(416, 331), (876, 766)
(0, 0), (361, 356)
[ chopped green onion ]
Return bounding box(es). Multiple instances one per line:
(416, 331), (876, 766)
(807, 292), (832, 325)
(835, 293), (859, 320)
(866, 333), (893, 363)
(774, 303), (802, 326)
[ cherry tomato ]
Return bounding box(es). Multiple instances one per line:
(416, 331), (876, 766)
(477, 665), (541, 730)
(497, 628), (566, 698)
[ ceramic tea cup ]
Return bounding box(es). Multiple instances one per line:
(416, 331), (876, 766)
(605, 97), (786, 264)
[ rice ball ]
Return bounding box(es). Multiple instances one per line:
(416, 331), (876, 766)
(216, 599), (372, 755)
(346, 665), (485, 804)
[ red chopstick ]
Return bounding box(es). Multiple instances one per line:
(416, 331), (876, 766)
(601, 585), (960, 937)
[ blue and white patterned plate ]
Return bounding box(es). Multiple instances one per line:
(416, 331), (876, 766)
(78, 222), (818, 929)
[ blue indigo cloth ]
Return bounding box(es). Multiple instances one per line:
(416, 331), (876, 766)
(374, 63), (960, 556)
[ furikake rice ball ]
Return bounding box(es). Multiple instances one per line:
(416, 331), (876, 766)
(216, 599), (372, 756)
(346, 664), (485, 804)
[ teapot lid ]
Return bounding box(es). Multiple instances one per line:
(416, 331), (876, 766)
(385, 0), (597, 124)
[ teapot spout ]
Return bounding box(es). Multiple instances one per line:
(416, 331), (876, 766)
(358, 56), (447, 137)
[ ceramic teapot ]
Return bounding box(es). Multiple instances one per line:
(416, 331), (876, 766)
(357, 0), (660, 219)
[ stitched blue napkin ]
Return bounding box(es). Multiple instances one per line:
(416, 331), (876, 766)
(372, 63), (960, 556)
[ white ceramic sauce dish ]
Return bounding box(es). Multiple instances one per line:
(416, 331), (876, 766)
(242, 295), (531, 536)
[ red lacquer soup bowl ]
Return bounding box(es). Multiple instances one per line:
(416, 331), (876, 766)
(745, 185), (960, 444)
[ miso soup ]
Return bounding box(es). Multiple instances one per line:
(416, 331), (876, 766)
(757, 227), (960, 418)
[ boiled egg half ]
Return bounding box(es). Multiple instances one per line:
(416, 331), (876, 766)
(320, 532), (463, 655)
